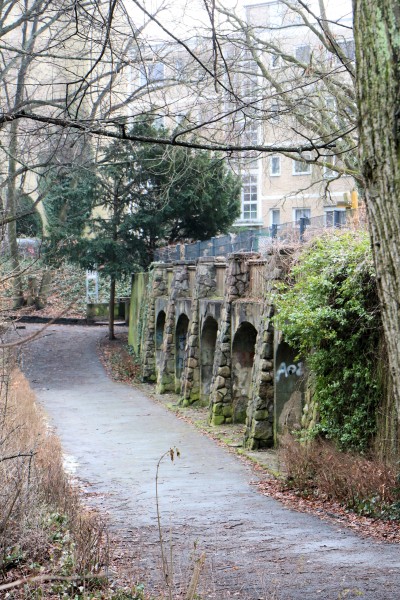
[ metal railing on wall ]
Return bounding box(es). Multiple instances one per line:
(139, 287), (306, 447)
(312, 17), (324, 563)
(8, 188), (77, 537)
(153, 209), (366, 263)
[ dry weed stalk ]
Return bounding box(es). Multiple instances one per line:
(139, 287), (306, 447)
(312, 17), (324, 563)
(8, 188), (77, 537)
(155, 447), (206, 600)
(0, 362), (110, 586)
(281, 434), (400, 514)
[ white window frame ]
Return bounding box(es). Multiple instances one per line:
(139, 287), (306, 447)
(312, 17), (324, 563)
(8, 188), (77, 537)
(324, 207), (346, 227)
(241, 172), (259, 221)
(292, 153), (312, 175)
(270, 208), (281, 226)
(323, 155), (337, 179)
(140, 62), (164, 86)
(270, 103), (280, 123)
(270, 155), (281, 176)
(294, 208), (311, 224)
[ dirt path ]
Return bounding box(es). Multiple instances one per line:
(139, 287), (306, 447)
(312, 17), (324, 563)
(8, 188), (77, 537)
(21, 324), (400, 600)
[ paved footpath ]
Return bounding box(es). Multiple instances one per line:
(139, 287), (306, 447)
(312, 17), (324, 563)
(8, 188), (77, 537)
(21, 325), (400, 600)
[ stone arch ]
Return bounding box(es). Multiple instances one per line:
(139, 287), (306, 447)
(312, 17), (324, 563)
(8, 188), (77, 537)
(175, 313), (189, 383)
(155, 310), (166, 370)
(275, 341), (304, 434)
(200, 316), (218, 404)
(232, 321), (258, 422)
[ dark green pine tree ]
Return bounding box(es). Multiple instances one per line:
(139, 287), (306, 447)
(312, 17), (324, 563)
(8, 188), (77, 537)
(43, 121), (241, 339)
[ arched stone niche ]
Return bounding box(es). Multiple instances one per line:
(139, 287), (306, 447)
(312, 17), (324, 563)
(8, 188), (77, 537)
(274, 340), (304, 435)
(175, 313), (189, 387)
(231, 321), (258, 422)
(155, 310), (166, 371)
(200, 316), (218, 404)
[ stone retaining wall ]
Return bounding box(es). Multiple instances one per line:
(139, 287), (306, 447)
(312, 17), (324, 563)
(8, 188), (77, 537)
(130, 248), (303, 448)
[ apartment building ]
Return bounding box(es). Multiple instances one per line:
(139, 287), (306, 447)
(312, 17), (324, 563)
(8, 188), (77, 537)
(232, 0), (357, 230)
(127, 0), (357, 232)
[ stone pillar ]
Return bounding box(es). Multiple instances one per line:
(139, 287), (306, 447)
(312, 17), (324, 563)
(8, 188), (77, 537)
(209, 253), (260, 425)
(180, 258), (217, 405)
(141, 265), (168, 382)
(244, 250), (290, 449)
(157, 262), (191, 393)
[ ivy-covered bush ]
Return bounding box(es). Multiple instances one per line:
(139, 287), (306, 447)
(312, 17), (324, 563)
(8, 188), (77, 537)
(274, 231), (382, 452)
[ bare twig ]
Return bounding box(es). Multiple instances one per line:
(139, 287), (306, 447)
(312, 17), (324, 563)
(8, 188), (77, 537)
(0, 572), (108, 591)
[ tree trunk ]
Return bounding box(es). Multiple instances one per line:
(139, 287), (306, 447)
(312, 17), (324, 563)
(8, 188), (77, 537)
(353, 1), (400, 423)
(109, 276), (116, 341)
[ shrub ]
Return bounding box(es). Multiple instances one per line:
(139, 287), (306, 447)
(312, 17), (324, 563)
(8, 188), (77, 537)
(281, 435), (400, 519)
(274, 231), (382, 451)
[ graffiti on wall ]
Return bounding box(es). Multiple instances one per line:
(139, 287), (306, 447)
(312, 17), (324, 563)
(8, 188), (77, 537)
(275, 361), (304, 382)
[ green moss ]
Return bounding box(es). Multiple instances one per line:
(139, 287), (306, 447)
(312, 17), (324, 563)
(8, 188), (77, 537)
(211, 415), (225, 426)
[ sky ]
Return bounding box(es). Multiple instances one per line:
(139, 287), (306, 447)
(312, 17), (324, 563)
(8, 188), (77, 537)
(125, 0), (353, 43)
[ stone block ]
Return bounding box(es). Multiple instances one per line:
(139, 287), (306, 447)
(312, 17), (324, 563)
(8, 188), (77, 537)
(261, 343), (273, 358)
(218, 366), (230, 378)
(222, 405), (233, 417)
(213, 402), (223, 415)
(260, 372), (273, 382)
(215, 376), (226, 389)
(187, 358), (198, 369)
(211, 415), (225, 426)
(253, 420), (273, 441)
(254, 409), (269, 420)
(261, 360), (273, 370)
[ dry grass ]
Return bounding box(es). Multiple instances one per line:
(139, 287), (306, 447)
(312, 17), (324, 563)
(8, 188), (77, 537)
(280, 435), (400, 518)
(0, 354), (110, 595)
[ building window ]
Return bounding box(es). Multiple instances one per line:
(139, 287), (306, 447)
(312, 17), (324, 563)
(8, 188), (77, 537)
(295, 44), (311, 63)
(270, 155), (281, 176)
(293, 154), (312, 175)
(336, 39), (355, 62)
(325, 209), (346, 227)
(294, 208), (311, 224)
(325, 96), (337, 123)
(242, 50), (258, 103)
(323, 155), (337, 178)
(242, 174), (258, 220)
(242, 120), (259, 159)
(140, 62), (164, 85)
(270, 104), (280, 123)
(271, 53), (280, 69)
(271, 208), (281, 225)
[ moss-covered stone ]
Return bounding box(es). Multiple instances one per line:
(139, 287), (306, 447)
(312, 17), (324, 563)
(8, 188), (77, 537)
(222, 405), (233, 417)
(254, 409), (269, 420)
(211, 415), (225, 426)
(213, 402), (223, 415)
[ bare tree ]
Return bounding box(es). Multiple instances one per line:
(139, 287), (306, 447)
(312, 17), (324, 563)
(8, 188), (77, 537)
(3, 0), (400, 432)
